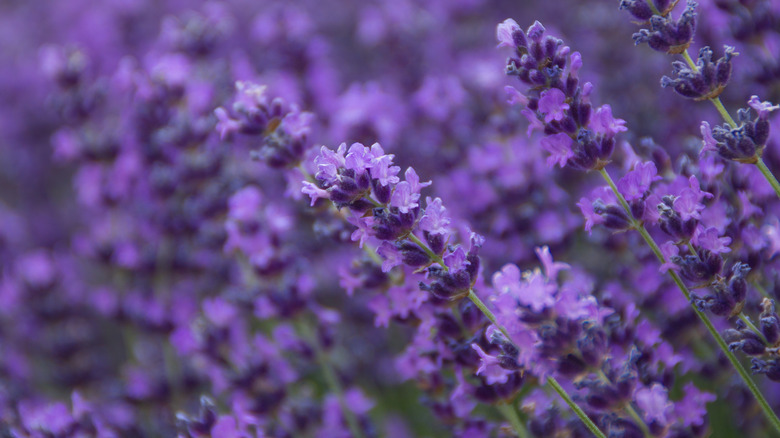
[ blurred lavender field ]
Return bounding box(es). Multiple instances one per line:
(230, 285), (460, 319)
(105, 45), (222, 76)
(1, 0), (780, 436)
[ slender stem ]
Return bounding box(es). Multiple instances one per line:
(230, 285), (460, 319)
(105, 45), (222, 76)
(599, 168), (780, 434)
(325, 186), (604, 437)
(321, 357), (365, 438)
(754, 281), (771, 299)
(496, 402), (531, 438)
(596, 370), (650, 438)
(681, 50), (780, 199)
(408, 233), (446, 267)
(681, 50), (738, 129)
(298, 322), (365, 438)
(757, 158), (780, 199)
(681, 49), (697, 70)
(547, 376), (606, 438)
(624, 404), (651, 438)
(468, 290), (513, 343)
(467, 290), (606, 438)
(362, 245), (384, 266)
(711, 97), (738, 128)
(642, 0), (661, 16)
(686, 242), (699, 259)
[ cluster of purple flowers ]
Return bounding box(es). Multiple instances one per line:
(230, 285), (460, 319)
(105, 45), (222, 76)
(2, 0), (780, 436)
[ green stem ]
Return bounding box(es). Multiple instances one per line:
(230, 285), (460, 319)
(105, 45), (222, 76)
(467, 290), (606, 438)
(408, 232), (446, 267)
(681, 50), (780, 199)
(496, 402), (531, 438)
(298, 322), (365, 438)
(321, 359), (364, 438)
(642, 0), (661, 16)
(452, 305), (473, 339)
(328, 186), (604, 437)
(362, 245), (384, 266)
(711, 97), (738, 128)
(757, 158), (780, 199)
(624, 404), (651, 438)
(547, 376), (606, 438)
(681, 50), (738, 129)
(681, 49), (696, 70)
(596, 370), (650, 437)
(468, 290), (513, 343)
(599, 168), (780, 434)
(686, 242), (699, 260)
(753, 281), (770, 299)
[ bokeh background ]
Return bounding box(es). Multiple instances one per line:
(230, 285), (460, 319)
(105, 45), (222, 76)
(1, 0), (779, 436)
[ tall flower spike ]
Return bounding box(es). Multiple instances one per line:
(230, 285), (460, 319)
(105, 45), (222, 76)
(214, 81), (313, 168)
(499, 20), (625, 171)
(303, 142), (480, 302)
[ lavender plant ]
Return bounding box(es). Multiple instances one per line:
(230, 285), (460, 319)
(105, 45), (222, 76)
(498, 11), (780, 435)
(2, 0), (780, 436)
(622, 0), (780, 197)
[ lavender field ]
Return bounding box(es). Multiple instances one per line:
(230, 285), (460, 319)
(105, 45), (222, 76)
(2, 0), (780, 436)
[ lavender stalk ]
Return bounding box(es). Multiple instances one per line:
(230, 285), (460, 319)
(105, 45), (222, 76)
(497, 16), (780, 433)
(623, 0), (780, 198)
(599, 166), (780, 433)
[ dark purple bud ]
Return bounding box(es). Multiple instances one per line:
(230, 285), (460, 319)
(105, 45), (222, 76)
(372, 208), (412, 240)
(577, 102), (592, 127)
(529, 69), (547, 85)
(630, 199), (645, 220)
(752, 359), (780, 381)
(424, 231), (445, 256)
(723, 328), (743, 344)
(732, 333), (766, 355)
(530, 41), (544, 63)
(498, 354), (523, 371)
(761, 299), (780, 344)
(372, 179), (392, 204)
(397, 241), (432, 267)
(250, 388), (286, 414)
(593, 201), (632, 231)
(560, 116), (578, 134)
(598, 135), (616, 160)
(513, 29), (528, 50)
(565, 76), (579, 97)
(727, 263), (750, 304)
(348, 198), (375, 213)
(735, 136), (756, 158)
(329, 187), (355, 204)
(619, 0), (653, 21)
(419, 268), (470, 302)
(544, 36), (560, 59)
(674, 2), (697, 46)
(693, 292), (731, 316)
(753, 119), (770, 146)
